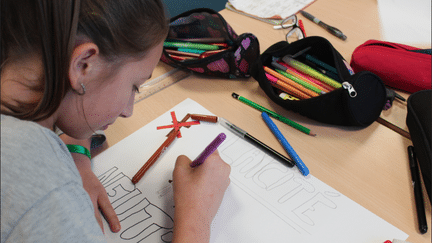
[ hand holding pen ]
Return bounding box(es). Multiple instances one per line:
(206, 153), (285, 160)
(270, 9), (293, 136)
(172, 138), (230, 241)
(300, 10), (347, 40)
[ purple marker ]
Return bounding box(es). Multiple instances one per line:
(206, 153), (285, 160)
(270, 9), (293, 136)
(190, 133), (226, 167)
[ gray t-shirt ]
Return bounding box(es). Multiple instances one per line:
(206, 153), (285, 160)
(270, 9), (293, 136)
(1, 114), (106, 243)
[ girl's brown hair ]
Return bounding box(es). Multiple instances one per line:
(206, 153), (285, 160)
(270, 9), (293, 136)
(1, 0), (168, 121)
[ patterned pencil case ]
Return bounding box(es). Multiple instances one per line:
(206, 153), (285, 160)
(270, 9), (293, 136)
(251, 36), (387, 127)
(160, 8), (260, 79)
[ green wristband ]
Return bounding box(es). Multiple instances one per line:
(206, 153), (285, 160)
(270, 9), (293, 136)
(66, 144), (91, 159)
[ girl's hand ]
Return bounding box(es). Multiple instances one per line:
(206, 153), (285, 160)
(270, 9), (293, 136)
(172, 150), (231, 243)
(60, 134), (121, 233)
(77, 164), (121, 233)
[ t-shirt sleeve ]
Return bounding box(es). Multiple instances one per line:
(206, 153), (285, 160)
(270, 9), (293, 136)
(4, 182), (107, 243)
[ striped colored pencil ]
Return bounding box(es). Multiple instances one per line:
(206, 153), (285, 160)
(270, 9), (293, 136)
(282, 55), (342, 89)
(232, 93), (316, 136)
(264, 66), (318, 98)
(273, 83), (306, 100)
(272, 61), (326, 95)
(265, 73), (311, 100)
(275, 69), (324, 95)
(277, 61), (335, 92)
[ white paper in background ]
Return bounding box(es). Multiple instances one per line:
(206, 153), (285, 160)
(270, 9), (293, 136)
(377, 0), (431, 45)
(228, 0), (315, 19)
(92, 98), (408, 243)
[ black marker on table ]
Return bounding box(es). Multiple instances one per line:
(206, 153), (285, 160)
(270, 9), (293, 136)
(407, 146), (428, 234)
(218, 117), (295, 168)
(300, 10), (347, 41)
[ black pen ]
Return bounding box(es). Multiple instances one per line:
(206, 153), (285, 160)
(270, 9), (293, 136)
(300, 10), (347, 41)
(218, 117), (295, 168)
(407, 146), (428, 234)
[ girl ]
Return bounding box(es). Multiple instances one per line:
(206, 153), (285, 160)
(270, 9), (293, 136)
(1, 0), (231, 242)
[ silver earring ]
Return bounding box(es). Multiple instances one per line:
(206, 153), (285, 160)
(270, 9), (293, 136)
(74, 83), (86, 95)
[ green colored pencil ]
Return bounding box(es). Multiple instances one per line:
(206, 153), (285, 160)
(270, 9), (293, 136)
(232, 93), (316, 136)
(282, 55), (342, 89)
(164, 41), (219, 51)
(275, 69), (324, 95)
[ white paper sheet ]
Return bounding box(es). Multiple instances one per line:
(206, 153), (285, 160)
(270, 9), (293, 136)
(92, 98), (408, 243)
(377, 0), (431, 45)
(228, 0), (315, 19)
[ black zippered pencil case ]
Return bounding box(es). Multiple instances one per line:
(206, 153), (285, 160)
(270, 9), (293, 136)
(251, 36), (387, 126)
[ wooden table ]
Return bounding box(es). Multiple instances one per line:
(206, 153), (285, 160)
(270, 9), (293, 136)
(104, 0), (431, 242)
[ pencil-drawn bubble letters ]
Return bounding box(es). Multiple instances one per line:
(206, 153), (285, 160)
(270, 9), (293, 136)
(98, 167), (174, 242)
(219, 136), (340, 233)
(292, 192), (338, 226)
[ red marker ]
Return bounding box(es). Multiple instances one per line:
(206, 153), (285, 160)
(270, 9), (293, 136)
(298, 19), (307, 37)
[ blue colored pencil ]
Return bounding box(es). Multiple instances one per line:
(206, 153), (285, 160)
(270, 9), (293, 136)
(261, 112), (309, 176)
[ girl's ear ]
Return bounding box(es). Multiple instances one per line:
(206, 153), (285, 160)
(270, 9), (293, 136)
(69, 43), (100, 91)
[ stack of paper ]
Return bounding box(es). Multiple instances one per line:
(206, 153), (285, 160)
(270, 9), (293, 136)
(227, 0), (316, 21)
(377, 0), (431, 45)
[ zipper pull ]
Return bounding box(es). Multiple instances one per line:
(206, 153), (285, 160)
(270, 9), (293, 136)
(342, 82), (357, 98)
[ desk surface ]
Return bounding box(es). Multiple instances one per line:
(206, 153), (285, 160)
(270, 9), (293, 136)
(104, 0), (431, 242)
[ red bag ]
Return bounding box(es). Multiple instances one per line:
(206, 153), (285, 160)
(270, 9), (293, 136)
(350, 40), (431, 93)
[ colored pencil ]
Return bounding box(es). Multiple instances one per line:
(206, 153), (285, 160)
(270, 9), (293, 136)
(266, 73), (311, 100)
(232, 93), (316, 136)
(132, 129), (179, 184)
(165, 49), (201, 58)
(164, 41), (219, 51)
(277, 61), (334, 92)
(178, 48), (205, 54)
(168, 54), (196, 61)
(190, 133), (226, 167)
(262, 112), (309, 176)
(264, 66), (318, 98)
(275, 68), (324, 95)
(190, 114), (219, 123)
(282, 55), (342, 89)
(272, 61), (325, 95)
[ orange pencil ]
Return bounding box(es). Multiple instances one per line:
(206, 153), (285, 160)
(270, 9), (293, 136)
(272, 82), (308, 100)
(283, 66), (332, 93)
(168, 54), (196, 61)
(165, 49), (200, 58)
(190, 114), (218, 123)
(277, 61), (335, 92)
(265, 73), (311, 100)
(132, 129), (179, 184)
(264, 66), (318, 98)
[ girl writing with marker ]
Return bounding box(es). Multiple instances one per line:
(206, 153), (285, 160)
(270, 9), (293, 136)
(1, 0), (231, 242)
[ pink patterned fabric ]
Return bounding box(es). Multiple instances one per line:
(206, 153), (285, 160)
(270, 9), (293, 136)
(207, 59), (229, 73)
(241, 38), (251, 49)
(238, 59), (249, 73)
